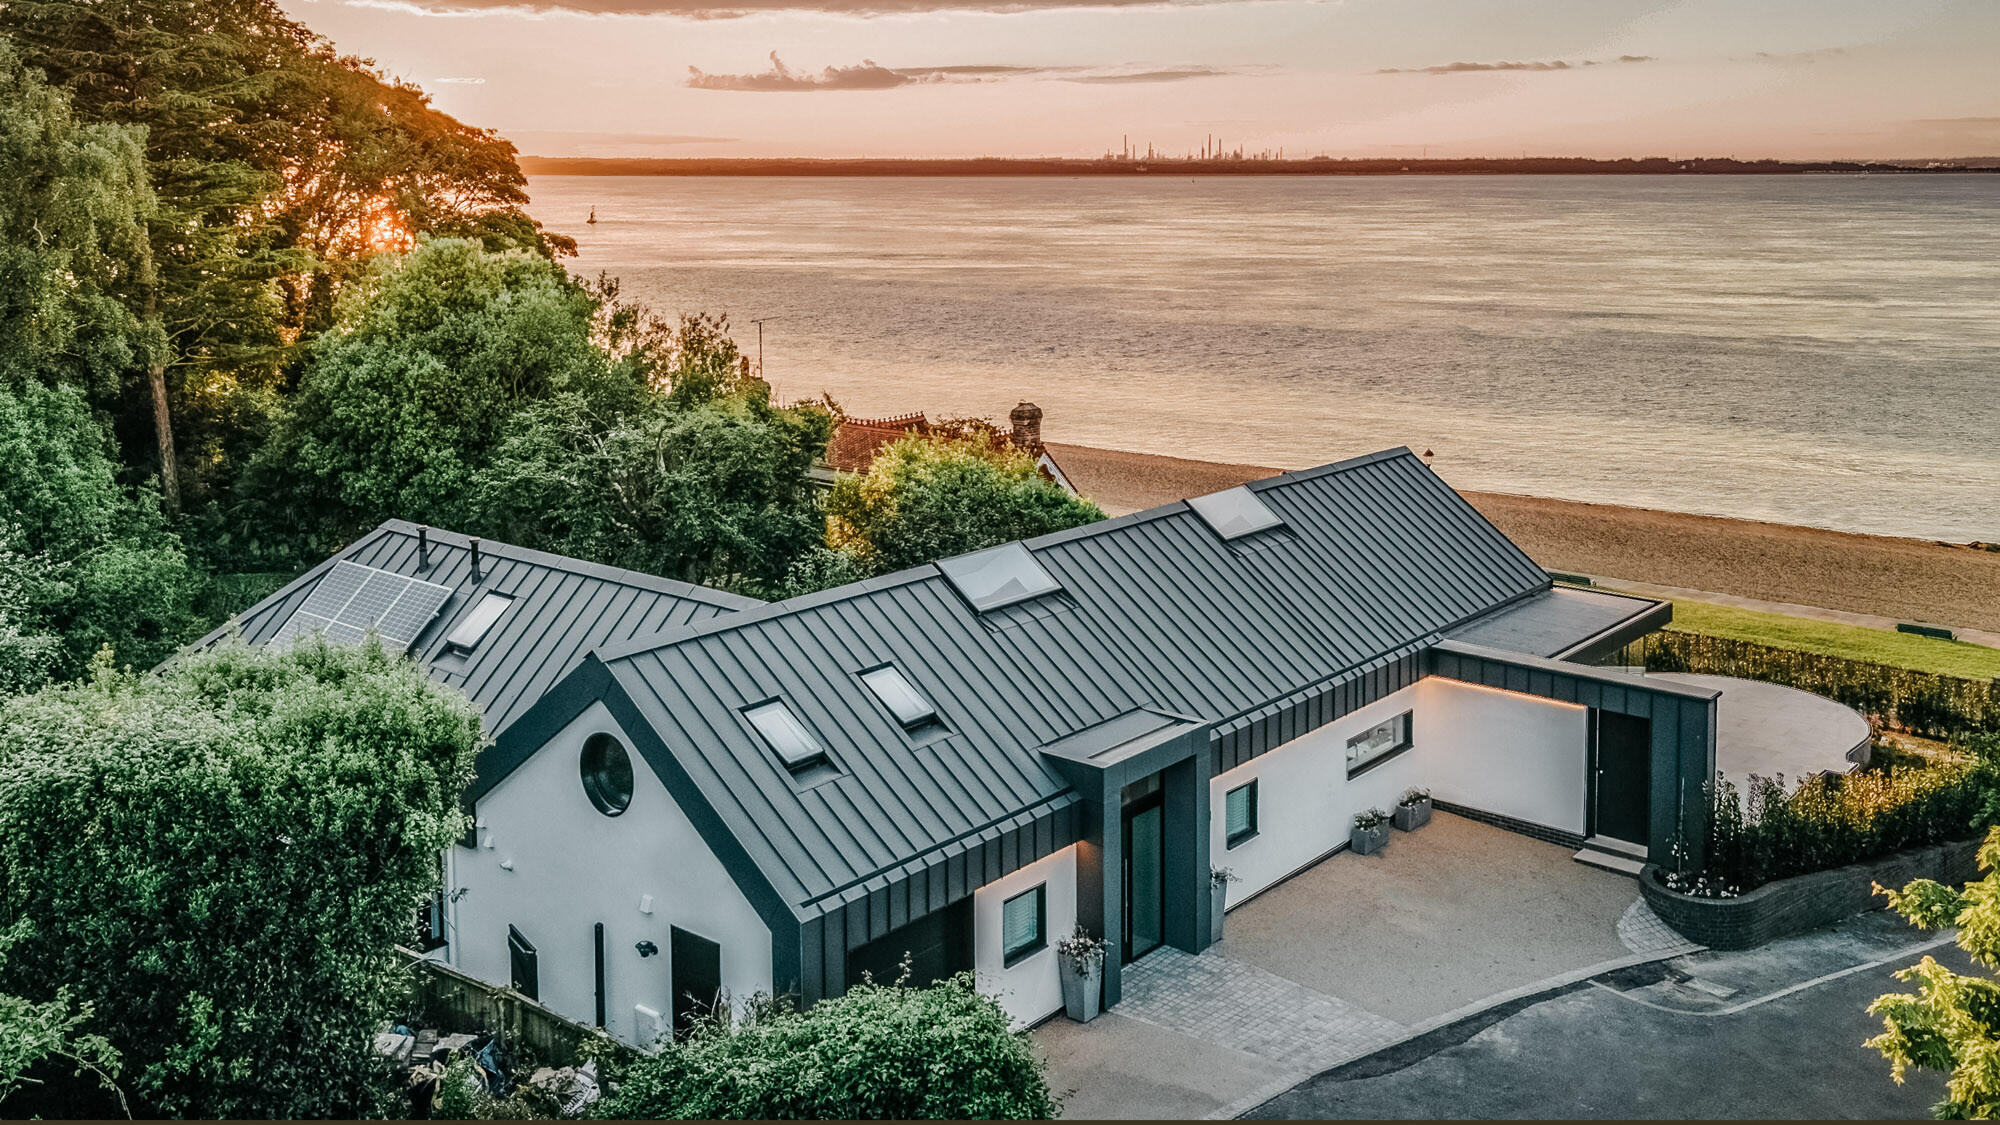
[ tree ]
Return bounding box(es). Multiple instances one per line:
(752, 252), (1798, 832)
(1868, 735), (2000, 1120)
(0, 381), (200, 686)
(257, 238), (617, 558)
(826, 432), (1106, 577)
(470, 388), (834, 593)
(0, 39), (160, 401)
(0, 921), (124, 1117)
(0, 639), (483, 1118)
(595, 974), (1058, 1120)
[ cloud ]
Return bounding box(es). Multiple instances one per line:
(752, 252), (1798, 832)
(434, 76), (488, 83)
(1375, 55), (1654, 75)
(687, 53), (1237, 91)
(1755, 47), (1847, 63)
(505, 130), (739, 155)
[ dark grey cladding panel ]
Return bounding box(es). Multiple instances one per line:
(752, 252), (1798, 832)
(181, 520), (757, 738)
(594, 447), (1557, 916)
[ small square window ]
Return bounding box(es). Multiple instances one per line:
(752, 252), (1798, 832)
(744, 700), (826, 771)
(1187, 486), (1284, 540)
(1346, 711), (1413, 778)
(1000, 885), (1046, 967)
(445, 592), (513, 652)
(938, 543), (1062, 612)
(860, 665), (939, 731)
(1225, 780), (1259, 848)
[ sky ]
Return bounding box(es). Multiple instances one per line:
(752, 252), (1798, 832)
(282, 0), (2000, 159)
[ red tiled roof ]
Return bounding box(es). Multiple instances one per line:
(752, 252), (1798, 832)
(825, 414), (929, 474)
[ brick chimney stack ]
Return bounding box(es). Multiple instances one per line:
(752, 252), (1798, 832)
(1009, 401), (1043, 449)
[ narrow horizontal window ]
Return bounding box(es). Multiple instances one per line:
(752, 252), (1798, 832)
(445, 592), (513, 652)
(1346, 711), (1413, 778)
(1001, 885), (1046, 967)
(860, 665), (939, 731)
(1187, 486), (1284, 540)
(938, 543), (1062, 612)
(744, 700), (826, 771)
(1225, 780), (1259, 848)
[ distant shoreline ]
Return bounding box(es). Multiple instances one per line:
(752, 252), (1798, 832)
(1043, 441), (2000, 635)
(520, 156), (1999, 177)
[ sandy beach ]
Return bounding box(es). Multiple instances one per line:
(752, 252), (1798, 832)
(1046, 442), (2000, 637)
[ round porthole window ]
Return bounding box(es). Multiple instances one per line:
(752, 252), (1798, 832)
(580, 733), (634, 817)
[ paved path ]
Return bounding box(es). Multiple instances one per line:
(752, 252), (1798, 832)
(1244, 911), (1960, 1120)
(1117, 948), (1404, 1076)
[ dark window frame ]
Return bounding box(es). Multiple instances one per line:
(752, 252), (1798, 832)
(1345, 710), (1415, 779)
(1225, 779), (1260, 848)
(508, 924), (539, 1001)
(1000, 884), (1047, 967)
(579, 732), (635, 817)
(857, 663), (947, 737)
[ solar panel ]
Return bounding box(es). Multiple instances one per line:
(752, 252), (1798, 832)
(1187, 486), (1284, 540)
(273, 561), (454, 652)
(937, 543), (1062, 612)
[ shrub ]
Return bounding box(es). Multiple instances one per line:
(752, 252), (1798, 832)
(595, 974), (1057, 1120)
(0, 637), (482, 1118)
(1676, 759), (1990, 896)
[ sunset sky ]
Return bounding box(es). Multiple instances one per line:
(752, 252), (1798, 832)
(285, 0), (2000, 160)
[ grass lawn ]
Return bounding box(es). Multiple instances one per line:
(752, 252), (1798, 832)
(1657, 598), (2000, 680)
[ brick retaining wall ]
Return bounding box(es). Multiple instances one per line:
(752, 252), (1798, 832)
(1639, 838), (1983, 951)
(1433, 800), (1587, 851)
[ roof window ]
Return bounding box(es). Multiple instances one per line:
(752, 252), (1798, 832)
(1187, 486), (1283, 540)
(445, 592), (514, 652)
(860, 665), (939, 731)
(938, 543), (1061, 612)
(744, 700), (827, 771)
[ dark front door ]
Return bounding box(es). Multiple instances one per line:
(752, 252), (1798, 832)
(1122, 789), (1165, 964)
(845, 897), (973, 990)
(670, 926), (722, 1037)
(1594, 710), (1653, 846)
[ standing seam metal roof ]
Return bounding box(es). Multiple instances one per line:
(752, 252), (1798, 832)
(569, 448), (1555, 916)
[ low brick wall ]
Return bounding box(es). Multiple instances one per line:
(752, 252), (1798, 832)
(1639, 838), (1983, 951)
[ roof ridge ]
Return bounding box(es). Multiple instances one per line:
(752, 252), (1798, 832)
(592, 446), (1433, 666)
(374, 520), (762, 611)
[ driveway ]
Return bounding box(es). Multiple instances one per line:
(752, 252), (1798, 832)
(1038, 813), (1667, 1119)
(1246, 910), (1959, 1119)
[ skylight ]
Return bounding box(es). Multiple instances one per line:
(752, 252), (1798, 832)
(1187, 486), (1284, 540)
(937, 543), (1061, 612)
(744, 700), (826, 771)
(860, 665), (939, 731)
(445, 592), (513, 652)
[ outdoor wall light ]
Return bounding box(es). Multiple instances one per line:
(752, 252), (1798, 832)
(635, 940), (659, 958)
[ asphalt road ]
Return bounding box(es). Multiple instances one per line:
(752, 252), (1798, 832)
(1247, 923), (1963, 1120)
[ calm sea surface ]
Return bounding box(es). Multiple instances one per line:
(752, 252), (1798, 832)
(526, 175), (2000, 541)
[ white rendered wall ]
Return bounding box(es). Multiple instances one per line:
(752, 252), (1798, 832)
(1419, 678), (1589, 836)
(1208, 677), (1591, 908)
(972, 846), (1078, 1029)
(450, 702), (772, 1046)
(1209, 683), (1428, 907)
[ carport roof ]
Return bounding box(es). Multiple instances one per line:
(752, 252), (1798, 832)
(536, 447), (1559, 917)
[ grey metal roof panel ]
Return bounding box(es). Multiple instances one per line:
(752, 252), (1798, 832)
(183, 520), (758, 736)
(1446, 586), (1668, 660)
(589, 447), (1555, 912)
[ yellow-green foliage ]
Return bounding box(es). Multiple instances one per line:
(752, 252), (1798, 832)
(1869, 820), (2000, 1119)
(1661, 599), (2000, 680)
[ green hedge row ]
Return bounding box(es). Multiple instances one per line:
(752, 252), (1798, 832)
(1610, 631), (1999, 739)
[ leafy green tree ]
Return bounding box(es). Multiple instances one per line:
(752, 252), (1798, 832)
(595, 974), (1057, 1120)
(0, 638), (483, 1118)
(0, 39), (160, 401)
(257, 238), (618, 558)
(0, 381), (199, 685)
(827, 432), (1106, 577)
(0, 921), (125, 1117)
(470, 387), (834, 593)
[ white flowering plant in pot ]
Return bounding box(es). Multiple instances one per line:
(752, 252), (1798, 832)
(1352, 807), (1392, 855)
(1394, 787), (1433, 832)
(1054, 924), (1106, 1023)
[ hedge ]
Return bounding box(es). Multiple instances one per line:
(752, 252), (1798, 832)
(1609, 630), (1998, 739)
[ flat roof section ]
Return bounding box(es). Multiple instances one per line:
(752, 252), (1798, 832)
(1446, 586), (1670, 663)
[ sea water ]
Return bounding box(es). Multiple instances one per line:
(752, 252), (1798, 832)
(528, 174), (2000, 541)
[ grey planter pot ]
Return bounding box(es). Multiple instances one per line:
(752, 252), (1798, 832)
(1059, 958), (1103, 1023)
(1351, 822), (1390, 855)
(1393, 799), (1433, 832)
(1210, 882), (1228, 945)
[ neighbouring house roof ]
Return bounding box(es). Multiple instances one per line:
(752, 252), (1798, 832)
(824, 413), (929, 475)
(475, 447), (1590, 922)
(182, 521), (759, 737)
(1447, 585), (1671, 663)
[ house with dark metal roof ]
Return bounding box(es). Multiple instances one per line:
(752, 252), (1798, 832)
(210, 447), (1714, 1043)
